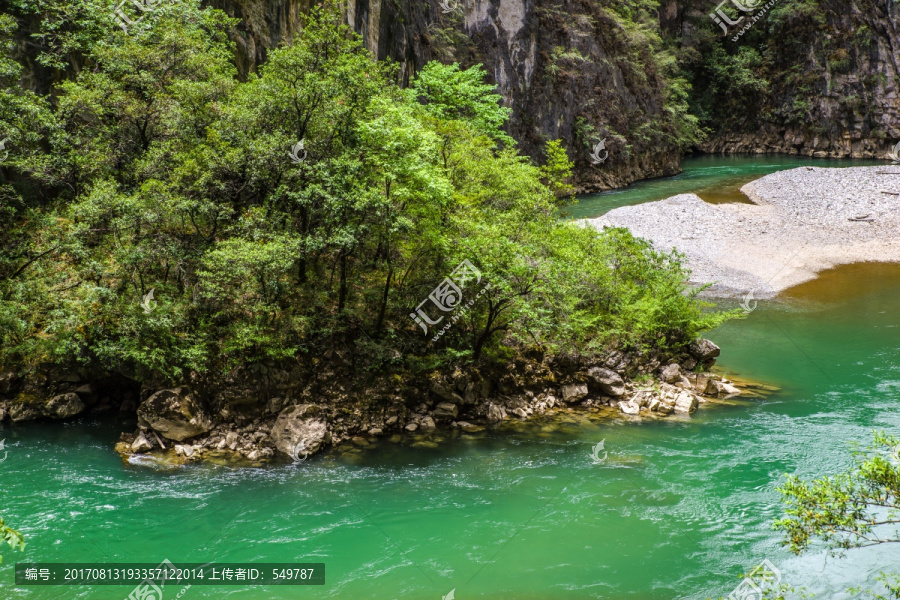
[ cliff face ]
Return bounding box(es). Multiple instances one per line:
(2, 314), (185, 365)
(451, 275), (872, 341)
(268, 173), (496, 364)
(209, 0), (689, 192)
(672, 0), (900, 158)
(10, 0), (900, 190)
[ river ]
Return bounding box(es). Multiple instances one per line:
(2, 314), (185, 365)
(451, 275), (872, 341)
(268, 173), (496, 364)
(2, 156), (899, 600)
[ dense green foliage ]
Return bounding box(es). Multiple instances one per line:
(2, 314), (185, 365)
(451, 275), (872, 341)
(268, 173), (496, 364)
(773, 432), (900, 599)
(0, 1), (728, 382)
(0, 516), (25, 564)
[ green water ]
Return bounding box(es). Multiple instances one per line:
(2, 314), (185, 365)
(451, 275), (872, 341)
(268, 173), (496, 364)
(3, 159), (900, 600)
(567, 154), (886, 220)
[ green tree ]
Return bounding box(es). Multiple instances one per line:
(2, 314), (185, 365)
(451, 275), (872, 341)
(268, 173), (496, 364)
(775, 431), (900, 599)
(412, 61), (514, 147)
(0, 517), (25, 563)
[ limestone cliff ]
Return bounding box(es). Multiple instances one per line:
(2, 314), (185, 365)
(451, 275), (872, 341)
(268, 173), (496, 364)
(209, 0), (691, 191)
(671, 0), (900, 158)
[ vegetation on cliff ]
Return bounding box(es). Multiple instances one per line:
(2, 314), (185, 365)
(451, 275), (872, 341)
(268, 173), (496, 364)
(0, 1), (728, 386)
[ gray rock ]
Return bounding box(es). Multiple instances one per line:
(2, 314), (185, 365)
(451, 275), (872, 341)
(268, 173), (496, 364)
(420, 415), (436, 430)
(431, 382), (465, 405)
(656, 401), (675, 415)
(720, 382), (742, 397)
(433, 402), (459, 419)
(270, 404), (331, 458)
(405, 423), (418, 432)
(586, 367), (625, 396)
(673, 392), (699, 414)
(9, 392), (86, 422)
(137, 388), (212, 442)
(368, 428), (383, 436)
(47, 392), (86, 419)
(486, 403), (506, 423)
(689, 339), (720, 365)
(617, 400), (640, 415)
(385, 416), (399, 426)
(659, 364), (681, 383)
(510, 407), (530, 419)
(131, 432), (153, 453)
(561, 383), (589, 403)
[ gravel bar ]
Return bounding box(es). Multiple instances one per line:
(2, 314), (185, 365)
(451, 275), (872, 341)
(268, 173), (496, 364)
(583, 166), (900, 298)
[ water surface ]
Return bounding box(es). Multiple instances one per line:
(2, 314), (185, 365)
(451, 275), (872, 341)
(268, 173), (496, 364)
(568, 154), (885, 220)
(2, 262), (900, 599)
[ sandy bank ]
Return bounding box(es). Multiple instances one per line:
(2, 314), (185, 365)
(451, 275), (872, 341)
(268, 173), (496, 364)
(584, 166), (900, 298)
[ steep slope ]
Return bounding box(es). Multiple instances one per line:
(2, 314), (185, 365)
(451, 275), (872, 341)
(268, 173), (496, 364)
(671, 0), (900, 157)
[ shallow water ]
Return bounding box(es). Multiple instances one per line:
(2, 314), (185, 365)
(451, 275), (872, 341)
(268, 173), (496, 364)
(2, 262), (900, 599)
(567, 154), (886, 220)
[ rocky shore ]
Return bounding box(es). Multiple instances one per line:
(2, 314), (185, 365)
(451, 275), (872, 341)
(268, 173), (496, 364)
(0, 339), (764, 466)
(585, 166), (900, 298)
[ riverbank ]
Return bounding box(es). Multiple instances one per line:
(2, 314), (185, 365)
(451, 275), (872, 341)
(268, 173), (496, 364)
(0, 339), (760, 467)
(113, 340), (747, 465)
(584, 166), (900, 297)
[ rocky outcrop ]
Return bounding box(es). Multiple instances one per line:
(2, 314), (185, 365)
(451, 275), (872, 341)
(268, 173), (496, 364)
(672, 0), (900, 159)
(586, 367), (625, 397)
(201, 0), (690, 192)
(137, 388), (213, 441)
(270, 404), (331, 458)
(9, 392), (85, 422)
(104, 337), (760, 466)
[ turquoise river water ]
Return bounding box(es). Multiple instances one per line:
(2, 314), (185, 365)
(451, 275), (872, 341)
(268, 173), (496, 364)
(2, 156), (899, 600)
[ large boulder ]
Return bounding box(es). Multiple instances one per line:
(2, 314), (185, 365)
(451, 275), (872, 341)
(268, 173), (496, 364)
(485, 403), (506, 423)
(433, 402), (459, 419)
(688, 339), (720, 367)
(659, 364), (681, 384)
(561, 383), (589, 403)
(137, 388), (212, 441)
(673, 391), (699, 414)
(9, 392), (86, 422)
(617, 400), (640, 415)
(586, 367), (625, 396)
(270, 404), (331, 458)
